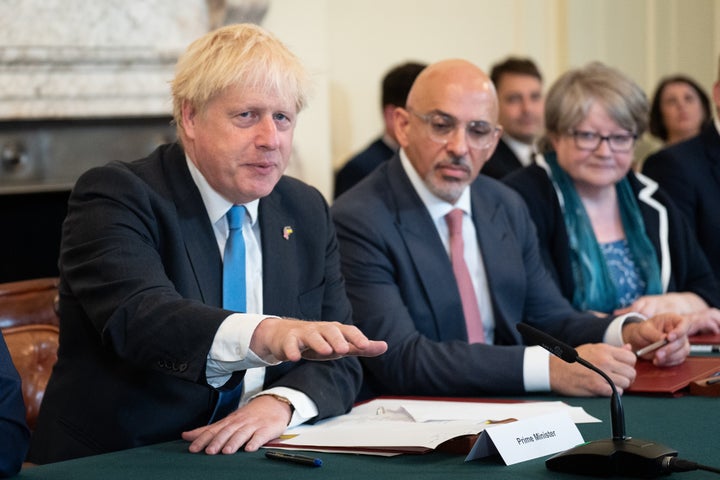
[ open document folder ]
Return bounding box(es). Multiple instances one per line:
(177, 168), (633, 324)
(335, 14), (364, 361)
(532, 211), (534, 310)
(265, 397), (600, 456)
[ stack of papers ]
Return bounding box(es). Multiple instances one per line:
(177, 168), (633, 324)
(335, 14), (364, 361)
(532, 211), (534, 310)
(265, 397), (599, 456)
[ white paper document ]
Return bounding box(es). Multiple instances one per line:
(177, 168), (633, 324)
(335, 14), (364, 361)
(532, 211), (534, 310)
(267, 398), (599, 457)
(396, 398), (598, 424)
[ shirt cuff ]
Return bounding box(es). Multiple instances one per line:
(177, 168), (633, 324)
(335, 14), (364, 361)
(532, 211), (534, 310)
(253, 386), (319, 428)
(604, 313), (646, 346)
(523, 345), (551, 392)
(206, 313), (282, 388)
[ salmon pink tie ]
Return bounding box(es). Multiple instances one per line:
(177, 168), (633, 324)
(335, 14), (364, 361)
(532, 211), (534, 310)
(445, 208), (485, 343)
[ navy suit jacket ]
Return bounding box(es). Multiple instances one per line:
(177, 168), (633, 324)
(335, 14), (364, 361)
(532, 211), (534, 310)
(334, 137), (395, 198)
(331, 155), (611, 397)
(480, 138), (524, 180)
(504, 164), (720, 309)
(29, 143), (361, 463)
(643, 123), (720, 276)
(0, 332), (30, 476)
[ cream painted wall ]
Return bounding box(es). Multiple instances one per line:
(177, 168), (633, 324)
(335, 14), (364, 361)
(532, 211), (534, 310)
(263, 0), (720, 200)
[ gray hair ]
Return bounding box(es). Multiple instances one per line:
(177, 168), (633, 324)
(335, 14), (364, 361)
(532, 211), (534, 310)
(542, 62), (648, 150)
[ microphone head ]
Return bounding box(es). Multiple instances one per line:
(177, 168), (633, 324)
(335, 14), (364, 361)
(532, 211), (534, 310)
(516, 323), (579, 363)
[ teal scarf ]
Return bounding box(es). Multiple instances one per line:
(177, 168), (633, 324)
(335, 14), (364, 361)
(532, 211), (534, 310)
(545, 153), (662, 313)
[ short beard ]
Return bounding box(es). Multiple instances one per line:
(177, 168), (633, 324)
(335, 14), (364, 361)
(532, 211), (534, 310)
(422, 155), (471, 204)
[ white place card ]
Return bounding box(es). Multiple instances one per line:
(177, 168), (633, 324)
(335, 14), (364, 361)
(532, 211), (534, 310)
(465, 411), (584, 465)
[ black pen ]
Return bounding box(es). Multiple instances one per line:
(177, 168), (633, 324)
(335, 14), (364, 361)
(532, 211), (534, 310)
(265, 450), (323, 467)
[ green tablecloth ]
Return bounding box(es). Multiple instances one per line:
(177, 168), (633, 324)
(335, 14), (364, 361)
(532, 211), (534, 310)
(17, 395), (720, 479)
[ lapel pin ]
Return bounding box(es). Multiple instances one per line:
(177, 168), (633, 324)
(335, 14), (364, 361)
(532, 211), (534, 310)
(283, 226), (294, 240)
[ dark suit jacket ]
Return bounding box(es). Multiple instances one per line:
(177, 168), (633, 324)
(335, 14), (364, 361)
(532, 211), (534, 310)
(642, 123), (720, 276)
(504, 164), (720, 309)
(331, 155), (612, 398)
(0, 332), (30, 477)
(29, 143), (361, 464)
(480, 138), (524, 180)
(334, 137), (395, 198)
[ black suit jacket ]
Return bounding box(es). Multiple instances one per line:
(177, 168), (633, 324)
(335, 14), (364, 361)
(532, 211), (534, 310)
(29, 143), (361, 463)
(0, 333), (29, 476)
(643, 123), (720, 276)
(480, 138), (524, 179)
(504, 164), (720, 309)
(331, 155), (611, 398)
(334, 138), (395, 198)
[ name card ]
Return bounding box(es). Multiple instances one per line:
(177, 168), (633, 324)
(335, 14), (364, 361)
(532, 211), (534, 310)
(465, 411), (584, 465)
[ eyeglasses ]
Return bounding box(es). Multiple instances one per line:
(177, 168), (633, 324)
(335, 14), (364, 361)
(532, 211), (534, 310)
(568, 129), (637, 153)
(408, 109), (500, 150)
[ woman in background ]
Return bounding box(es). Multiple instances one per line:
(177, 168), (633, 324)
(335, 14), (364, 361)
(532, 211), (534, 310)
(504, 62), (720, 333)
(648, 74), (712, 146)
(634, 75), (712, 169)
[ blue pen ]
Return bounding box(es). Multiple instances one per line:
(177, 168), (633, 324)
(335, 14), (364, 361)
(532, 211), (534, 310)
(265, 451), (323, 467)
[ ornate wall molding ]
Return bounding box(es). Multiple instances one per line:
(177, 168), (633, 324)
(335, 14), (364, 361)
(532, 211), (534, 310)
(0, 0), (268, 119)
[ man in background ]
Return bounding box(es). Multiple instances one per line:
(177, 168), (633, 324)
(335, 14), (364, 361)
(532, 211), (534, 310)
(643, 55), (720, 277)
(334, 61), (426, 198)
(481, 56), (544, 179)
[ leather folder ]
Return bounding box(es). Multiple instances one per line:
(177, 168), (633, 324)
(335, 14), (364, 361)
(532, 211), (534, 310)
(688, 332), (720, 345)
(627, 356), (720, 395)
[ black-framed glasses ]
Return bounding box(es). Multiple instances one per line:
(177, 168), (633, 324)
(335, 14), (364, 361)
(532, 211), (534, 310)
(568, 129), (637, 153)
(408, 109), (500, 150)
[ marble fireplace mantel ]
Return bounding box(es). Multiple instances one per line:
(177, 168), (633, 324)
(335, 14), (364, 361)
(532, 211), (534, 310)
(0, 0), (269, 120)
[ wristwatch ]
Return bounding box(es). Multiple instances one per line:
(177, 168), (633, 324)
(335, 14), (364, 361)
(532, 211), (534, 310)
(261, 393), (295, 414)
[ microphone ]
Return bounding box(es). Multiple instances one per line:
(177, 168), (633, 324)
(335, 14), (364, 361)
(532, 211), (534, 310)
(516, 322), (678, 478)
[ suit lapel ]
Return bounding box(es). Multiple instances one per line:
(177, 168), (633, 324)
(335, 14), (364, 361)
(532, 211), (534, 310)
(387, 159), (467, 341)
(702, 124), (720, 188)
(259, 187), (298, 316)
(163, 145), (222, 306)
(498, 139), (524, 170)
(469, 182), (518, 343)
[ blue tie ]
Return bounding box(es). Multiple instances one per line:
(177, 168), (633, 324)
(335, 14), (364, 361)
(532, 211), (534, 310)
(211, 205), (247, 423)
(222, 205), (246, 312)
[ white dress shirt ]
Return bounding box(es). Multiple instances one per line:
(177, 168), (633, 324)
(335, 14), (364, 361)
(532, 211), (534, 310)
(399, 150), (632, 391)
(502, 134), (536, 167)
(186, 157), (317, 425)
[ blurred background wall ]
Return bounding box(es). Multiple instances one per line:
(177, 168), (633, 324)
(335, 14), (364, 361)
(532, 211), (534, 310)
(1, 0), (718, 200)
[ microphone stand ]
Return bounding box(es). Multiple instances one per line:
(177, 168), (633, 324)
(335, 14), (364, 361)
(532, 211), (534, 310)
(575, 357), (625, 441)
(547, 356), (677, 478)
(516, 322), (678, 478)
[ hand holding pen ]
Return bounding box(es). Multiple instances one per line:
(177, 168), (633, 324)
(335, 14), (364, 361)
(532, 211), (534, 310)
(635, 338), (669, 358)
(623, 313), (690, 367)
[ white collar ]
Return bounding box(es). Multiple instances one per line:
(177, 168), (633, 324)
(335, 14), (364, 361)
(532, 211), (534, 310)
(399, 149), (472, 222)
(185, 156), (259, 227)
(502, 135), (535, 166)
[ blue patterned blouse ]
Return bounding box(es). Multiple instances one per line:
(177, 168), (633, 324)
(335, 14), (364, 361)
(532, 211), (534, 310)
(600, 239), (646, 308)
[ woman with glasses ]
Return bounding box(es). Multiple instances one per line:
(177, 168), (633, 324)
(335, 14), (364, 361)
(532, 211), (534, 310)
(504, 62), (720, 331)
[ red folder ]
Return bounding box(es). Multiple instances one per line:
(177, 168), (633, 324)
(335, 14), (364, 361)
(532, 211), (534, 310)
(627, 356), (720, 395)
(689, 332), (720, 345)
